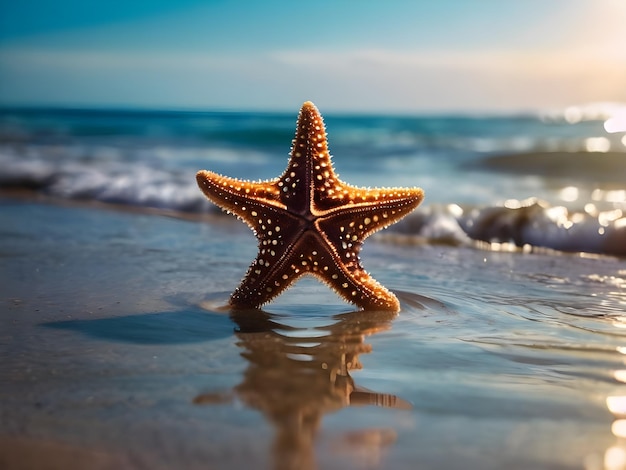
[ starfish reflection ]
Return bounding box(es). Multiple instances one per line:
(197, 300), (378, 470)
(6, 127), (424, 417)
(194, 308), (410, 470)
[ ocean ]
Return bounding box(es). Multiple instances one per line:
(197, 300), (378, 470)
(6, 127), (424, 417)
(1, 105), (625, 469)
(1, 106), (625, 255)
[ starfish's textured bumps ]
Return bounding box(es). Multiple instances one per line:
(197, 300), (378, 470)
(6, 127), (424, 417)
(196, 101), (424, 311)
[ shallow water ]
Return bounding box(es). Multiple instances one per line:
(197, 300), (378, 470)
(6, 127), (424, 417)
(1, 198), (626, 469)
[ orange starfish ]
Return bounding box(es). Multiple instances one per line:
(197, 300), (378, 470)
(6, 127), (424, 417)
(196, 101), (424, 311)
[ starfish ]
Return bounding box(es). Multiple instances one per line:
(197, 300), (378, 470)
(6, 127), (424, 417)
(196, 101), (424, 312)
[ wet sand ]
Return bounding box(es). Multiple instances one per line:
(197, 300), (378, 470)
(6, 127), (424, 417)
(1, 197), (625, 469)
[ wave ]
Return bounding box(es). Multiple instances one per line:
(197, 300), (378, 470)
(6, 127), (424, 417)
(0, 145), (215, 213)
(380, 201), (626, 257)
(1, 147), (624, 258)
(457, 199), (626, 257)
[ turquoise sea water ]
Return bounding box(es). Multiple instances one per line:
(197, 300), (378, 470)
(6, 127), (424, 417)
(1, 106), (626, 469)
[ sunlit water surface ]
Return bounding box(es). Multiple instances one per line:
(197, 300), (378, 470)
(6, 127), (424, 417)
(1, 199), (626, 469)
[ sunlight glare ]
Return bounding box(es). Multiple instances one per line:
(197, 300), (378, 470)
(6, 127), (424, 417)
(585, 203), (598, 216)
(606, 191), (626, 204)
(604, 109), (626, 133)
(504, 199), (522, 209)
(564, 106), (583, 124)
(599, 209), (623, 227)
(607, 396), (626, 416)
(447, 203), (463, 218)
(612, 420), (626, 438)
(585, 137), (611, 153)
(605, 446), (626, 470)
(559, 186), (579, 202)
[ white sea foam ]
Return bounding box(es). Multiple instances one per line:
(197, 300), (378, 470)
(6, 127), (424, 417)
(0, 146), (215, 213)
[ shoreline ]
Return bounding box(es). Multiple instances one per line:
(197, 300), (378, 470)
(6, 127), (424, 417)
(3, 189), (625, 259)
(0, 189), (227, 225)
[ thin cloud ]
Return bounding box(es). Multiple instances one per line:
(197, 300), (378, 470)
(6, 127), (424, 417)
(0, 45), (624, 112)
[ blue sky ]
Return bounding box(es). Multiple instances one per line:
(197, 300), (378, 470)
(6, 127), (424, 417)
(1, 0), (625, 112)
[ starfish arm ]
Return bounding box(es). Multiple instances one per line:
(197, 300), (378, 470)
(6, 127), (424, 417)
(278, 101), (340, 214)
(316, 234), (401, 311)
(317, 187), (425, 242)
(297, 231), (403, 311)
(311, 189), (423, 312)
(313, 262), (401, 311)
(230, 251), (307, 308)
(196, 170), (290, 233)
(230, 230), (316, 308)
